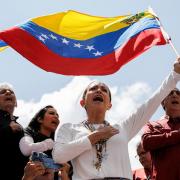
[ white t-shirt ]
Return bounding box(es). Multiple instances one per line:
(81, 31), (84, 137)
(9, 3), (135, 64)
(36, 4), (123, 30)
(52, 71), (180, 180)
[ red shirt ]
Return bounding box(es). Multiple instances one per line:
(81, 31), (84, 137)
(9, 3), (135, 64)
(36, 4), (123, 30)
(133, 168), (153, 180)
(142, 116), (180, 180)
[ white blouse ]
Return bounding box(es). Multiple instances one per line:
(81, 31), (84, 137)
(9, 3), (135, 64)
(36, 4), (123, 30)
(53, 71), (180, 180)
(19, 136), (54, 156)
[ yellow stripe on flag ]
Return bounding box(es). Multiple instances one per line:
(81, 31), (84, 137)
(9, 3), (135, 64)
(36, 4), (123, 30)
(32, 10), (154, 40)
(0, 46), (8, 52)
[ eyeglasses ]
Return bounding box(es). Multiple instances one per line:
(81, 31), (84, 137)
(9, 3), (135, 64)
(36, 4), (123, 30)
(135, 151), (148, 158)
(168, 90), (180, 96)
(0, 89), (14, 95)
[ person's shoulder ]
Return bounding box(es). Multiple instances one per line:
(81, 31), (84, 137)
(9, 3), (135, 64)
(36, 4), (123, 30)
(143, 117), (168, 134)
(60, 122), (82, 128)
(149, 116), (167, 126)
(24, 127), (33, 135)
(55, 122), (83, 139)
(133, 168), (146, 179)
(57, 122), (84, 133)
(146, 116), (167, 125)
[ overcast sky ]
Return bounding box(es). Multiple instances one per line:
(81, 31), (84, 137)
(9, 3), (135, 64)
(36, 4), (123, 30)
(0, 0), (180, 170)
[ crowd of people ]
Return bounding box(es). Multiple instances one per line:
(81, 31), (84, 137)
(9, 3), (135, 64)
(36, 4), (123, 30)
(0, 58), (180, 180)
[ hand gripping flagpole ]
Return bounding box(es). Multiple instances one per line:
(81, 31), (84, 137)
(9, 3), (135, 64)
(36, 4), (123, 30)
(148, 6), (180, 58)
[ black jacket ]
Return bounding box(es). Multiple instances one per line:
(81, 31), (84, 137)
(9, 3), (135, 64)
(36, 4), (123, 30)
(0, 109), (27, 180)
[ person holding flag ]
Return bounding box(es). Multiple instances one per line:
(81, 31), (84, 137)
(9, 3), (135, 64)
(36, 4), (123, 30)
(52, 58), (180, 180)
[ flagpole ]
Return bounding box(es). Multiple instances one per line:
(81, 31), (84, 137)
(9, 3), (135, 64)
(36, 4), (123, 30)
(169, 39), (180, 57)
(148, 6), (180, 58)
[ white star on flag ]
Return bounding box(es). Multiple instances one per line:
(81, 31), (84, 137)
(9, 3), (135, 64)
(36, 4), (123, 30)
(38, 36), (46, 43)
(62, 38), (69, 45)
(41, 34), (49, 39)
(50, 34), (58, 40)
(93, 51), (103, 56)
(74, 43), (83, 48)
(85, 45), (95, 51)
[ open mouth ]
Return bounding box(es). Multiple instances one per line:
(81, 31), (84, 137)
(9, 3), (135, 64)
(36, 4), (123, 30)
(93, 96), (103, 102)
(172, 101), (179, 104)
(5, 97), (13, 101)
(51, 120), (59, 126)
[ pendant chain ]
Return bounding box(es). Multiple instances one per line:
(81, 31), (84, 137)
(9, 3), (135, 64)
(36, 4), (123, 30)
(82, 120), (109, 170)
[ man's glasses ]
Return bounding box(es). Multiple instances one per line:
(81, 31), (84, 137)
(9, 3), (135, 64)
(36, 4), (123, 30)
(0, 89), (14, 95)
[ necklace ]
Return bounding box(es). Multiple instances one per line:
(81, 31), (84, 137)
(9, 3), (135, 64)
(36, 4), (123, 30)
(82, 120), (109, 170)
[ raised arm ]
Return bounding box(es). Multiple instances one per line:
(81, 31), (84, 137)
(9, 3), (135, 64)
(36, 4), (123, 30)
(121, 58), (180, 141)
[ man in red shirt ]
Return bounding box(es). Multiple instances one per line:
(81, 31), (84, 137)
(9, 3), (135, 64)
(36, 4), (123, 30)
(133, 142), (153, 180)
(142, 88), (180, 180)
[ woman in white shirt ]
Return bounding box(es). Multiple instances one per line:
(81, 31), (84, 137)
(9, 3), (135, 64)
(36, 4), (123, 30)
(53, 59), (180, 180)
(19, 105), (72, 180)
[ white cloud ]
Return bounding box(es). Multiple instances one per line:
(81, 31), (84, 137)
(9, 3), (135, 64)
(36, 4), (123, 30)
(14, 77), (151, 170)
(107, 82), (151, 122)
(15, 76), (91, 127)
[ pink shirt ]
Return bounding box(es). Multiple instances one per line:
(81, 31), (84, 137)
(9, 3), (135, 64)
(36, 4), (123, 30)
(133, 168), (153, 180)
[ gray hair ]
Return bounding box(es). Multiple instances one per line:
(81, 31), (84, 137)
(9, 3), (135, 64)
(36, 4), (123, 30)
(0, 82), (14, 90)
(0, 82), (17, 108)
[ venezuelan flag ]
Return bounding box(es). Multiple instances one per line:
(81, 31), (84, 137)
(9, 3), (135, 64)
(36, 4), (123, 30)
(0, 40), (8, 52)
(0, 10), (167, 75)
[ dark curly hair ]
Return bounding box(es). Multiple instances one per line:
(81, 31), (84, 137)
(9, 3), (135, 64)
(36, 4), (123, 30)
(28, 105), (54, 132)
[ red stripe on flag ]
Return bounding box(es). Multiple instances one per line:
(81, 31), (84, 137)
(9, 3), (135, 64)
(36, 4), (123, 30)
(0, 27), (166, 75)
